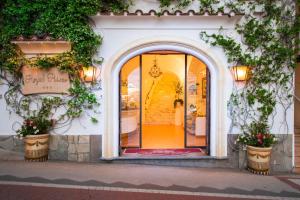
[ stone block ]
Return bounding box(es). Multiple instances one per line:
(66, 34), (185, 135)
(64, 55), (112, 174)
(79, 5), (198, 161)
(270, 134), (293, 172)
(238, 149), (247, 169)
(0, 149), (24, 161)
(12, 137), (24, 152)
(90, 135), (102, 162)
(77, 144), (90, 153)
(49, 149), (68, 160)
(78, 136), (90, 144)
(49, 135), (68, 160)
(226, 134), (240, 168)
(49, 135), (59, 150)
(68, 153), (78, 161)
(68, 135), (78, 143)
(0, 136), (14, 151)
(0, 136), (24, 153)
(77, 153), (90, 162)
(68, 143), (77, 154)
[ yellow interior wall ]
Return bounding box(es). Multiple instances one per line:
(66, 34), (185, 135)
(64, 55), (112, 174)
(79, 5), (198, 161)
(120, 54), (207, 124)
(141, 54), (185, 123)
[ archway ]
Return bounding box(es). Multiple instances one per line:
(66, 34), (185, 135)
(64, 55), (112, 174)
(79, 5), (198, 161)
(119, 51), (210, 156)
(101, 37), (228, 159)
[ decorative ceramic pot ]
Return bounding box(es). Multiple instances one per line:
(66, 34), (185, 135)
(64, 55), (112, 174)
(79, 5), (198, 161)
(247, 145), (272, 175)
(24, 134), (49, 161)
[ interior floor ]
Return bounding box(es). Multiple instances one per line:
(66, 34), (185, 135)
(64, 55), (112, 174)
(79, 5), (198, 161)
(121, 125), (206, 149)
(142, 125), (184, 149)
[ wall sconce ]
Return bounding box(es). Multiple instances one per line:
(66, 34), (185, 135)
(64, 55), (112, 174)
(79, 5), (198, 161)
(231, 65), (251, 82)
(81, 66), (97, 82)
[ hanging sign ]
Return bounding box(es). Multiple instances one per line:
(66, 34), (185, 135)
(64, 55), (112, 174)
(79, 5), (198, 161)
(22, 66), (70, 95)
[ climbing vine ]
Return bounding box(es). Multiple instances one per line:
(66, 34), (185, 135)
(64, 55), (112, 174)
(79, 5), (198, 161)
(0, 0), (299, 137)
(159, 0), (193, 9)
(0, 0), (130, 133)
(199, 0), (299, 136)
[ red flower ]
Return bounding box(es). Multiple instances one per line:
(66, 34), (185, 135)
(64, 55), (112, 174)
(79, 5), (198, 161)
(25, 119), (34, 127)
(256, 133), (263, 140)
(257, 138), (263, 145)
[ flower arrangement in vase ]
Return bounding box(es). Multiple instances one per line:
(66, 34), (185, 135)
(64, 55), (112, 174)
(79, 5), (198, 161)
(236, 121), (277, 175)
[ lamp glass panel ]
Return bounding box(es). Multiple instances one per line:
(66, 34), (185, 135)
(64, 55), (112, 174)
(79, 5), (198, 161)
(82, 66), (96, 82)
(233, 66), (249, 81)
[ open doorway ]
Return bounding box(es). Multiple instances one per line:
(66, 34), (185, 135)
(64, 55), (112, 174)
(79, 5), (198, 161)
(119, 50), (210, 157)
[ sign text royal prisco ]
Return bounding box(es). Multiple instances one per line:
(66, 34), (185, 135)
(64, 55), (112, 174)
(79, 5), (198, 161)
(22, 66), (70, 95)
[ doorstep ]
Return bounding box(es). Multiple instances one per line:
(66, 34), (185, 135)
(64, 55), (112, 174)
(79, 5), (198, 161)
(100, 156), (228, 160)
(98, 156), (232, 168)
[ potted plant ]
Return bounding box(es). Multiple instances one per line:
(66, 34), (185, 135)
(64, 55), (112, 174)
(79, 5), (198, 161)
(236, 121), (277, 175)
(17, 116), (54, 161)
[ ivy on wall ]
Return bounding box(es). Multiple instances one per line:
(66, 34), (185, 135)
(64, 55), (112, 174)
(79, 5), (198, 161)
(0, 0), (299, 136)
(199, 0), (299, 135)
(0, 0), (132, 69)
(0, 0), (131, 133)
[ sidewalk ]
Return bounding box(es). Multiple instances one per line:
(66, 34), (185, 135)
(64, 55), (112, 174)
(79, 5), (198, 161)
(0, 160), (299, 199)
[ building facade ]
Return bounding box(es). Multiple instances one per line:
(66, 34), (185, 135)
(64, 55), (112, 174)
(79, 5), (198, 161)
(0, 0), (297, 172)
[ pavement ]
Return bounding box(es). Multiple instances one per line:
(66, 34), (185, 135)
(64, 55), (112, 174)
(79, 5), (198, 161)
(0, 160), (300, 200)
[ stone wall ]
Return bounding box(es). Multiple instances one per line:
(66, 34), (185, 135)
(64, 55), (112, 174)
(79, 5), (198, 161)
(0, 136), (24, 160)
(0, 135), (102, 162)
(49, 135), (102, 162)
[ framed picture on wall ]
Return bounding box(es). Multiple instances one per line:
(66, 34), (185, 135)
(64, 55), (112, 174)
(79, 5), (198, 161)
(202, 78), (206, 98)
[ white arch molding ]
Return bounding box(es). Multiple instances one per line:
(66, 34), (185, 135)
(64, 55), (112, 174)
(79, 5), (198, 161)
(101, 36), (229, 159)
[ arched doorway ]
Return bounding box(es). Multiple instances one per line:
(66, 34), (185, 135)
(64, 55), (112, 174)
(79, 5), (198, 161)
(119, 51), (210, 157)
(102, 38), (229, 159)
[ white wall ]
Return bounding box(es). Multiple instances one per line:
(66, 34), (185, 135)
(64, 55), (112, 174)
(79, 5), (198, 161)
(0, 87), (102, 135)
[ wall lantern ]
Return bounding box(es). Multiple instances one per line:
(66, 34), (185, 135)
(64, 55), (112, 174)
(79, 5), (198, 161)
(231, 65), (251, 82)
(81, 66), (97, 83)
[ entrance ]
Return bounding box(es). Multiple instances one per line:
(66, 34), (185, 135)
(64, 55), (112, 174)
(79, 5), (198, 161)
(119, 50), (210, 156)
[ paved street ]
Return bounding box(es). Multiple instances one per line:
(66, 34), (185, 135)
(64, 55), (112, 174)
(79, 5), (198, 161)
(0, 184), (264, 200)
(0, 161), (299, 199)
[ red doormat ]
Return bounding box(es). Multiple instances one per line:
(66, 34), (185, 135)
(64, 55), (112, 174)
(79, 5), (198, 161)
(123, 148), (205, 156)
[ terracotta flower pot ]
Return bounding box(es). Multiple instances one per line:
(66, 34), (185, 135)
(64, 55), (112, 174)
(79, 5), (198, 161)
(24, 134), (49, 161)
(247, 145), (272, 175)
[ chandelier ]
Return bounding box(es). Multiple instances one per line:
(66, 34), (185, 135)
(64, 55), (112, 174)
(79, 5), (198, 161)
(148, 57), (162, 79)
